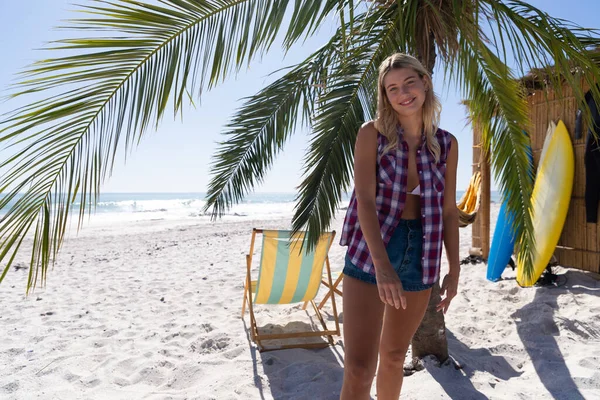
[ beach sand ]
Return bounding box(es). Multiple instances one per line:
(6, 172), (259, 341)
(1, 204), (600, 399)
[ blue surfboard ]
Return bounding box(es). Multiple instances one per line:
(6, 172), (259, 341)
(486, 201), (517, 281)
(486, 133), (535, 282)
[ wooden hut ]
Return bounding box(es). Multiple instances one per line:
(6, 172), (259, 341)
(471, 75), (600, 274)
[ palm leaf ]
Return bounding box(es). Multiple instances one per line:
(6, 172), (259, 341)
(480, 0), (600, 133)
(203, 40), (337, 217)
(292, 4), (408, 246)
(0, 0), (339, 291)
(454, 36), (536, 281)
(203, 5), (397, 238)
(465, 1), (600, 281)
(4, 0), (600, 293)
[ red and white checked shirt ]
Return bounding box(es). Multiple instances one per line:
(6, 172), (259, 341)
(340, 127), (452, 284)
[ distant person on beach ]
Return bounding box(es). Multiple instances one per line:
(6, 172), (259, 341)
(339, 53), (460, 399)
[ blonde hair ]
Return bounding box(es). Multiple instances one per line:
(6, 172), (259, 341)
(374, 53), (442, 161)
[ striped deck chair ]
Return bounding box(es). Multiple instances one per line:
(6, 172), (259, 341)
(303, 271), (344, 311)
(241, 229), (340, 351)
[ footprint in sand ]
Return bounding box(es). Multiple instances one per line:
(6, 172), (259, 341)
(222, 345), (246, 360)
(2, 382), (19, 394)
(157, 360), (175, 369)
(162, 332), (182, 342)
(80, 377), (101, 388)
(179, 331), (196, 340)
(458, 325), (487, 338)
(2, 348), (25, 358)
(573, 373), (600, 390)
(163, 365), (204, 390)
(502, 294), (520, 303)
(122, 330), (138, 338)
(113, 358), (143, 377)
(144, 332), (159, 340)
(62, 372), (81, 383)
(200, 337), (230, 353)
(11, 365), (27, 374)
(158, 349), (185, 360)
(130, 366), (167, 386)
(112, 377), (131, 387)
(102, 329), (119, 338)
(92, 340), (108, 348)
(579, 357), (600, 370)
(189, 333), (231, 354)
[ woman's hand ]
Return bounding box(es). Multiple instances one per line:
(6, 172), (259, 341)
(374, 262), (407, 309)
(437, 272), (459, 313)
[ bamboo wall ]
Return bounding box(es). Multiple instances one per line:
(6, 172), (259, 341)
(470, 122), (490, 258)
(472, 81), (600, 274)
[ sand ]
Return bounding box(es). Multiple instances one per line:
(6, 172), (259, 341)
(1, 204), (599, 399)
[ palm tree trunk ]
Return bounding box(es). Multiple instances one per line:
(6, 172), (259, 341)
(411, 35), (449, 364)
(411, 282), (449, 362)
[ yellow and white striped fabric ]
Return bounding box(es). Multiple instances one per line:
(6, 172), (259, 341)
(254, 231), (333, 304)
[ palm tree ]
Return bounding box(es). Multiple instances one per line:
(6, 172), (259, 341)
(1, 0), (600, 362)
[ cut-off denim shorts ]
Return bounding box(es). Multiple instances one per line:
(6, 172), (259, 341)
(342, 219), (434, 292)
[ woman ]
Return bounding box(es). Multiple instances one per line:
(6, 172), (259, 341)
(339, 53), (460, 399)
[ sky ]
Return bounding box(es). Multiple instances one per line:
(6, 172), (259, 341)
(0, 0), (598, 194)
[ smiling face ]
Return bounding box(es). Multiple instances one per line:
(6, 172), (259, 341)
(382, 67), (428, 119)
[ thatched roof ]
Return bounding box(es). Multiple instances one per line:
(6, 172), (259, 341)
(517, 66), (586, 93)
(517, 47), (600, 94)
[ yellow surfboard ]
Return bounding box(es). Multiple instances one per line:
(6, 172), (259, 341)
(516, 120), (574, 287)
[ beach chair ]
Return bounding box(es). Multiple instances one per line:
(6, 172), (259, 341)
(241, 229), (340, 351)
(303, 271), (344, 311)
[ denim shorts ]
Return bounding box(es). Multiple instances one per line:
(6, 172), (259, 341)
(342, 219), (434, 292)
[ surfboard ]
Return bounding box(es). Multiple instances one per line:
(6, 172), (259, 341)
(516, 120), (574, 287)
(486, 128), (542, 282)
(487, 199), (517, 282)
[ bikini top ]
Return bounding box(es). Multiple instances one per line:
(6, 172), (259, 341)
(408, 184), (420, 196)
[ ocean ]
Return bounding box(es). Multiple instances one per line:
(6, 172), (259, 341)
(0, 191), (500, 224)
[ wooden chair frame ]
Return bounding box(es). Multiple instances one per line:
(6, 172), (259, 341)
(303, 271), (344, 311)
(241, 229), (340, 352)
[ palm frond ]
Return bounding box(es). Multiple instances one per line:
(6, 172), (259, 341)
(454, 36), (536, 281)
(204, 5), (398, 236)
(480, 0), (600, 131)
(0, 0), (339, 291)
(453, 1), (600, 281)
(203, 41), (337, 217)
(291, 4), (407, 247)
(5, 0), (600, 293)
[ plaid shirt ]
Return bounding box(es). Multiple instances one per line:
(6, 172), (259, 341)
(340, 127), (452, 284)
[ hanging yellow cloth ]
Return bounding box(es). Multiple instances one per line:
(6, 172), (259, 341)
(457, 172), (482, 228)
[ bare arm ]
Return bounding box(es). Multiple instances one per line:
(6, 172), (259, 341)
(354, 122), (406, 309)
(443, 135), (460, 273)
(438, 134), (460, 313)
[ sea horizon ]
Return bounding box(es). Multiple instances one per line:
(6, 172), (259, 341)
(0, 191), (501, 224)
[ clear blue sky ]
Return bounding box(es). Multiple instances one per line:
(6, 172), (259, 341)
(0, 1), (598, 194)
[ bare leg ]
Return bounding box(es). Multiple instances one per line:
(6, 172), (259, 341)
(376, 288), (432, 400)
(340, 275), (385, 400)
